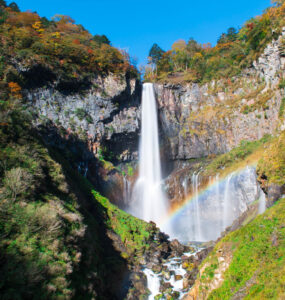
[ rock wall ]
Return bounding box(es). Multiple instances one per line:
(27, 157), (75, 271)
(26, 74), (141, 163)
(155, 28), (285, 161)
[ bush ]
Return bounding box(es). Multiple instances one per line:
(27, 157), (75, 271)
(3, 167), (33, 200)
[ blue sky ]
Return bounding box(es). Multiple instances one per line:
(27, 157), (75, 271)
(13, 0), (271, 66)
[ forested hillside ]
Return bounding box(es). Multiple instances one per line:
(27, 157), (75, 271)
(145, 0), (285, 83)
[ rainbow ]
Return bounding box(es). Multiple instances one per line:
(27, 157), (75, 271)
(161, 163), (258, 229)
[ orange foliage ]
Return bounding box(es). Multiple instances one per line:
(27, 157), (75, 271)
(8, 82), (22, 98)
(32, 21), (44, 36)
(73, 39), (80, 45)
(6, 11), (40, 27)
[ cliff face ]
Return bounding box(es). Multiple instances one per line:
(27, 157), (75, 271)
(25, 74), (141, 163)
(23, 30), (285, 208)
(155, 29), (285, 161)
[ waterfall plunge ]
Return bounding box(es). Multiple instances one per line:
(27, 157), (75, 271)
(129, 83), (168, 226)
(169, 167), (265, 242)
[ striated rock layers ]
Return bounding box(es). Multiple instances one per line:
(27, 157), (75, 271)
(25, 74), (141, 163)
(155, 29), (285, 161)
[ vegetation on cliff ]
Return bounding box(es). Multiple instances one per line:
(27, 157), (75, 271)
(192, 197), (285, 299)
(204, 134), (273, 177)
(0, 0), (137, 98)
(0, 99), (157, 299)
(145, 0), (285, 83)
(257, 131), (285, 186)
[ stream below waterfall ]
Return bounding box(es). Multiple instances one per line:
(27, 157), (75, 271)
(143, 247), (201, 300)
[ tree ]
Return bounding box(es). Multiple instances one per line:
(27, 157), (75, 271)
(148, 43), (165, 66)
(52, 14), (75, 24)
(8, 2), (20, 12)
(227, 27), (238, 41)
(3, 167), (33, 201)
(0, 3), (7, 24)
(217, 33), (228, 44)
(171, 40), (188, 70)
(92, 34), (110, 46)
(0, 0), (7, 7)
(218, 27), (238, 44)
(271, 0), (284, 6)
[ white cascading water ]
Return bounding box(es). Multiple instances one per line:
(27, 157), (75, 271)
(258, 192), (266, 214)
(169, 167), (265, 242)
(129, 83), (168, 226)
(123, 176), (131, 206)
(192, 172), (202, 241)
(182, 178), (188, 199)
(223, 173), (233, 229)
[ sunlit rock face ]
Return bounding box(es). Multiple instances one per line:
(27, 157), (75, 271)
(167, 167), (265, 242)
(154, 30), (285, 161)
(155, 80), (282, 160)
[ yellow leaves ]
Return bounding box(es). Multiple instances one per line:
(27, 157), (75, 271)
(52, 32), (61, 39)
(172, 39), (186, 52)
(32, 21), (44, 36)
(193, 52), (203, 60)
(8, 82), (22, 99)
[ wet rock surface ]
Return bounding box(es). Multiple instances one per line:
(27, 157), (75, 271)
(140, 244), (213, 300)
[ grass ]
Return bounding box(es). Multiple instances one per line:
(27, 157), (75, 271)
(257, 131), (285, 186)
(204, 135), (273, 178)
(92, 190), (154, 256)
(0, 106), (158, 299)
(202, 197), (285, 299)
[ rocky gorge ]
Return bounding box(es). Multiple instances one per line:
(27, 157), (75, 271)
(1, 1), (285, 298)
(23, 28), (285, 211)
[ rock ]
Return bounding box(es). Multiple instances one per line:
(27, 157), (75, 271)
(267, 184), (284, 207)
(159, 280), (172, 293)
(162, 270), (171, 280)
(128, 271), (148, 299)
(170, 239), (187, 256)
(175, 275), (183, 281)
(152, 264), (163, 274)
(183, 278), (190, 290)
(154, 32), (284, 161)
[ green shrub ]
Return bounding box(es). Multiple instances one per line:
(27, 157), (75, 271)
(279, 98), (285, 118)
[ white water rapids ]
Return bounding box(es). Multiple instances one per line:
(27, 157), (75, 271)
(129, 83), (168, 227)
(143, 251), (198, 300)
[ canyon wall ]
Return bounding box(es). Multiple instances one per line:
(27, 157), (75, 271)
(155, 28), (285, 161)
(25, 74), (141, 163)
(24, 30), (285, 207)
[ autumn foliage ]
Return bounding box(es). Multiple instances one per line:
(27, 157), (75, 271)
(8, 82), (22, 98)
(145, 0), (285, 83)
(0, 1), (137, 97)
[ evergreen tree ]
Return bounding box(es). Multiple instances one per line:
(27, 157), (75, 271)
(92, 34), (111, 46)
(0, 0), (6, 7)
(148, 43), (165, 66)
(8, 2), (20, 12)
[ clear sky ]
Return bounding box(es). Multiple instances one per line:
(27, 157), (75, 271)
(13, 0), (271, 66)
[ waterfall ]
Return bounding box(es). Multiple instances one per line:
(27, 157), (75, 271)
(258, 192), (266, 214)
(223, 174), (233, 229)
(215, 174), (223, 233)
(169, 167), (262, 242)
(192, 172), (202, 241)
(129, 83), (168, 226)
(183, 177), (188, 198)
(123, 176), (131, 205)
